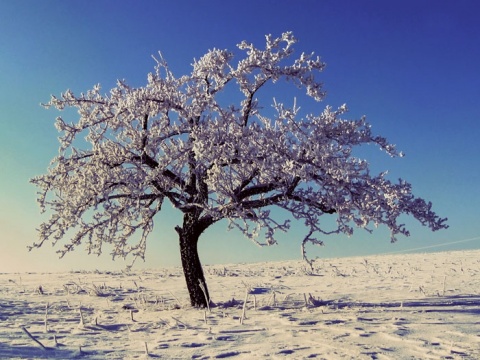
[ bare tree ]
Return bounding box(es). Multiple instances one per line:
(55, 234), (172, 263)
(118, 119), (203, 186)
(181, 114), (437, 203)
(31, 32), (447, 307)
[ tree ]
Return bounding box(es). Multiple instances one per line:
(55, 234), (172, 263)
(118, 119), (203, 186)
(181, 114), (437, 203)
(31, 32), (447, 308)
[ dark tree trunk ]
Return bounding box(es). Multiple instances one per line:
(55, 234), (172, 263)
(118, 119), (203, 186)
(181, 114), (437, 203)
(176, 213), (210, 308)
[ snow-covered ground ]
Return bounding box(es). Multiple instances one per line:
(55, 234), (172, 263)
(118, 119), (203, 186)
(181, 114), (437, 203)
(1, 249), (479, 359)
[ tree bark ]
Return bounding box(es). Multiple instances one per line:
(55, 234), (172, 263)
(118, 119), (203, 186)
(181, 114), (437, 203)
(176, 214), (210, 308)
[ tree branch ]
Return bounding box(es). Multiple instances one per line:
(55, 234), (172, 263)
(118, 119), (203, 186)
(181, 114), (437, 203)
(236, 182), (278, 201)
(141, 113), (148, 149)
(241, 77), (269, 126)
(233, 169), (259, 196)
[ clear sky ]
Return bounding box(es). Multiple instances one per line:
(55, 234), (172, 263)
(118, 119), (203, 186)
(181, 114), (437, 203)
(1, 0), (479, 272)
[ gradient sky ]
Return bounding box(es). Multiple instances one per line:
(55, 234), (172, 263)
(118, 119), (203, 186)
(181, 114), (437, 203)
(1, 0), (479, 272)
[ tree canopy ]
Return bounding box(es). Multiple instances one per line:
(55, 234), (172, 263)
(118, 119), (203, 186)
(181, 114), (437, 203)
(31, 32), (447, 306)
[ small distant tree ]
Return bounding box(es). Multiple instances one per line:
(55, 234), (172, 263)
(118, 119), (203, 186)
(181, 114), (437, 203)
(31, 32), (447, 307)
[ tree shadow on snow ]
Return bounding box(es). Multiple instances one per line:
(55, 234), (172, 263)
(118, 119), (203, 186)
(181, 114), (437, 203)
(323, 294), (480, 315)
(214, 292), (480, 315)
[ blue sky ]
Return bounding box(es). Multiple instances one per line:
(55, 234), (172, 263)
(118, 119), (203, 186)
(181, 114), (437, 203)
(1, 0), (479, 272)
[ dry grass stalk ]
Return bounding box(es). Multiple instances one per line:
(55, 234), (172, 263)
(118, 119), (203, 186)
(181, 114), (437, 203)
(79, 307), (85, 327)
(198, 279), (210, 312)
(240, 289), (248, 325)
(44, 303), (49, 333)
(21, 327), (47, 350)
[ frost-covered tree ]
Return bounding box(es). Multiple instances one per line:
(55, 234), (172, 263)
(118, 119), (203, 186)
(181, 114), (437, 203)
(31, 32), (447, 308)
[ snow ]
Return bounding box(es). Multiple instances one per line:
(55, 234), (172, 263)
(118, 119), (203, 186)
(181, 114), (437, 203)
(1, 249), (479, 359)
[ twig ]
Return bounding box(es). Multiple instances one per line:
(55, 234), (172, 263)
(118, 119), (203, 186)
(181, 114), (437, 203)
(21, 327), (47, 350)
(270, 291), (277, 306)
(171, 316), (188, 330)
(308, 293), (320, 306)
(169, 291), (182, 308)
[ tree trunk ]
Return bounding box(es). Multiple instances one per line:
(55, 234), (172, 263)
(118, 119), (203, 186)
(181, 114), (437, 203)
(176, 214), (210, 308)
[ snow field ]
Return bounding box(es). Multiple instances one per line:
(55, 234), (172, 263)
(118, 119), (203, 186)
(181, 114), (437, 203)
(1, 249), (479, 359)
